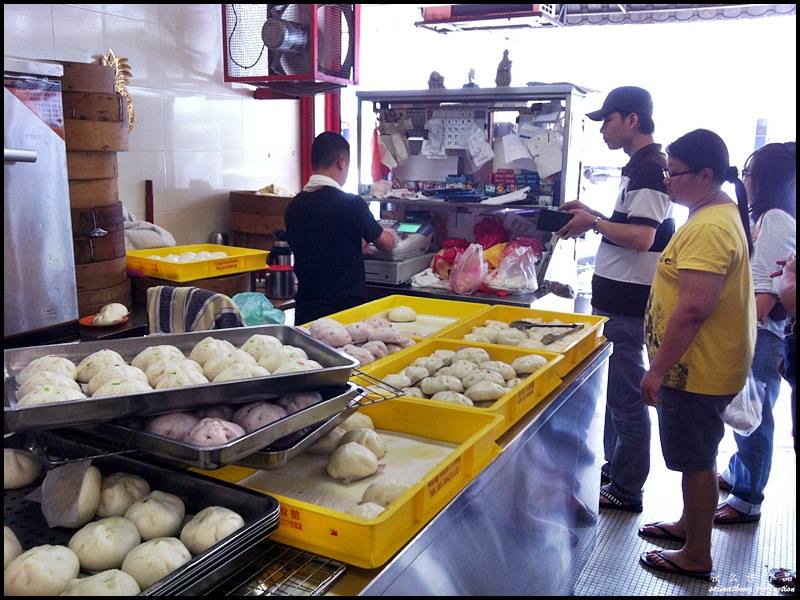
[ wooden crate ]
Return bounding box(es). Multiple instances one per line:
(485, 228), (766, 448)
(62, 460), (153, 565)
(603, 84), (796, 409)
(67, 151), (118, 179)
(229, 191), (294, 249)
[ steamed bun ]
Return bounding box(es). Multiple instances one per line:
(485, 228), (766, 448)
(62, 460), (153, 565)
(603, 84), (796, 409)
(203, 350), (256, 381)
(431, 349), (456, 366)
(420, 375), (463, 396)
(76, 349), (126, 383)
(88, 365), (148, 395)
(233, 402), (288, 433)
(438, 360), (479, 380)
(155, 367), (209, 390)
(360, 340), (388, 360)
(92, 378), (153, 398)
(387, 306), (416, 322)
(327, 442), (379, 483)
(412, 356), (444, 375)
(183, 418), (245, 446)
(4, 448), (42, 489)
(257, 346), (308, 372)
(213, 363), (270, 382)
(462, 369), (506, 389)
(402, 366), (429, 385)
(194, 405), (234, 421)
(68, 517), (141, 571)
(146, 359), (204, 387)
(511, 354), (549, 375)
(345, 322), (375, 344)
(342, 344), (375, 366)
(480, 360), (516, 381)
(120, 537), (191, 590)
(17, 385), (86, 407)
(453, 347), (491, 366)
(60, 569), (141, 596)
(17, 355), (77, 383)
(307, 427), (345, 455)
(97, 472), (151, 518)
(277, 392), (323, 414)
(465, 381), (507, 402)
(179, 506), (244, 555)
(131, 345), (184, 371)
(189, 337), (235, 367)
(3, 544), (79, 596)
(338, 428), (386, 458)
(360, 479), (409, 507)
(4, 526), (22, 569)
(17, 371), (81, 397)
(124, 491), (185, 540)
(312, 322), (352, 347)
(339, 412), (374, 432)
(146, 412), (199, 441)
(272, 358), (323, 374)
(240, 334), (283, 361)
(430, 391), (473, 406)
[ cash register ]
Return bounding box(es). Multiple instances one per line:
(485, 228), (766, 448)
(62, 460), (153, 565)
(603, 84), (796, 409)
(363, 220), (435, 284)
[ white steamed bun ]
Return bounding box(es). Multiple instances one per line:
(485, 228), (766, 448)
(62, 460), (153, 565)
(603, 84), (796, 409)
(120, 537), (191, 590)
(179, 506), (245, 555)
(3, 544), (79, 596)
(68, 516), (141, 571)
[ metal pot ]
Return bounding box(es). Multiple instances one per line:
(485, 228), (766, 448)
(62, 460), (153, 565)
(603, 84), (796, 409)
(208, 231), (229, 245)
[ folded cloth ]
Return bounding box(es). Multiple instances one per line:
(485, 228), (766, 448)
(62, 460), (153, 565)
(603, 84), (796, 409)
(147, 286), (245, 334)
(124, 220), (177, 250)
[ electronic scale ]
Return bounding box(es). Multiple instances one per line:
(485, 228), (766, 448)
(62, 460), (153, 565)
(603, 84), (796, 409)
(363, 220), (435, 284)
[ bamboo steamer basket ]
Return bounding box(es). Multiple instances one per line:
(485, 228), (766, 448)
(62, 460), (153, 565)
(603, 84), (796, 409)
(66, 151), (118, 180)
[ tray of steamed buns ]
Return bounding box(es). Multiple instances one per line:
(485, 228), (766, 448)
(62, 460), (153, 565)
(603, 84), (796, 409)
(66, 384), (365, 470)
(3, 325), (359, 433)
(4, 433), (280, 596)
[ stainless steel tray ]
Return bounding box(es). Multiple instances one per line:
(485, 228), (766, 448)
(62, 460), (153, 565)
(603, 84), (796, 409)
(4, 325), (359, 433)
(3, 432), (281, 596)
(234, 404), (356, 471)
(67, 384), (365, 469)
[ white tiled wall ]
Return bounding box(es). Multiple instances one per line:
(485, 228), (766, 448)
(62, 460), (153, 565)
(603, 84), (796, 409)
(4, 3), (300, 244)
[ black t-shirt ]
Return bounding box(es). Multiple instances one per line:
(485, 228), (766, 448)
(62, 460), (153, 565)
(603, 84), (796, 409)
(285, 186), (383, 311)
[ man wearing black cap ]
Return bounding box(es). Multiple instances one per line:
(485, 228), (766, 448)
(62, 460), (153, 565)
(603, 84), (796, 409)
(558, 86), (675, 512)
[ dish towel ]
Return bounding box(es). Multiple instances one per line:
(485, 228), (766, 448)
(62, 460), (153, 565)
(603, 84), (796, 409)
(147, 286), (245, 334)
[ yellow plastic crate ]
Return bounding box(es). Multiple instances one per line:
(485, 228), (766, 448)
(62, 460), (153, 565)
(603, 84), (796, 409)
(195, 399), (502, 568)
(358, 339), (563, 438)
(127, 244), (268, 282)
(322, 295), (489, 338)
(435, 306), (607, 377)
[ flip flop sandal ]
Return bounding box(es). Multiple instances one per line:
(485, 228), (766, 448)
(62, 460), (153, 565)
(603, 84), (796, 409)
(768, 567), (796, 589)
(601, 464), (611, 485)
(638, 522), (687, 544)
(599, 488), (643, 513)
(714, 503), (761, 524)
(639, 550), (715, 581)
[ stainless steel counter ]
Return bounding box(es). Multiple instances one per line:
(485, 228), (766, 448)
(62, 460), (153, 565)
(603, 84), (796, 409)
(329, 341), (611, 595)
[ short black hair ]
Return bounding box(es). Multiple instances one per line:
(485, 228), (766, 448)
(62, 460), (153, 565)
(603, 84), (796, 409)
(612, 110), (654, 134)
(311, 132), (350, 169)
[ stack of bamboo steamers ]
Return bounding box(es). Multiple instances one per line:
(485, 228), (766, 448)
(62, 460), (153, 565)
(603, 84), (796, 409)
(61, 59), (132, 316)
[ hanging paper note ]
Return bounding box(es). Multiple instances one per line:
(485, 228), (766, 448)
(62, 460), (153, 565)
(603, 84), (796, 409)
(466, 127), (494, 170)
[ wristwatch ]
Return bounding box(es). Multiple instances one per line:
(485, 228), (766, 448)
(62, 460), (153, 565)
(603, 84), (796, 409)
(591, 216), (603, 233)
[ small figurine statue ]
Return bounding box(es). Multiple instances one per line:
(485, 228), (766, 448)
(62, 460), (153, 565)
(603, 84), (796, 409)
(428, 70), (445, 89)
(463, 68), (479, 88)
(495, 49), (512, 87)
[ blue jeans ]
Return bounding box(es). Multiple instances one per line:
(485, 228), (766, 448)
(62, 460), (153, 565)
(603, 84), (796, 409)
(722, 328), (786, 514)
(596, 309), (650, 505)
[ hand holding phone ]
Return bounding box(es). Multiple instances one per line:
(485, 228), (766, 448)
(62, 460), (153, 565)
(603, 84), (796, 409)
(537, 209), (575, 232)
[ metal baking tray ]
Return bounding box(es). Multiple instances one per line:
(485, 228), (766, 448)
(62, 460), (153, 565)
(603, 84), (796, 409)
(3, 432), (281, 596)
(66, 384), (365, 470)
(234, 403), (357, 471)
(4, 325), (359, 433)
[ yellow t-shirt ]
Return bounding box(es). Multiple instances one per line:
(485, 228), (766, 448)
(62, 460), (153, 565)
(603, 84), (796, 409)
(644, 202), (755, 395)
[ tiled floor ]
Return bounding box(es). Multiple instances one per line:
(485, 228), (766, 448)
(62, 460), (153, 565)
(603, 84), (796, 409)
(575, 381), (796, 596)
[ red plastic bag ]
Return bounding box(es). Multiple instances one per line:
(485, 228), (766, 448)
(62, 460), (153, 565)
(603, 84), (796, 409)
(484, 246), (538, 293)
(502, 236), (544, 259)
(441, 238), (470, 250)
(450, 243), (487, 294)
(473, 217), (508, 249)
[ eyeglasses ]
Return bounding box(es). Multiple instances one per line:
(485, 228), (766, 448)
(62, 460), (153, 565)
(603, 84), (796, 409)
(662, 168), (694, 179)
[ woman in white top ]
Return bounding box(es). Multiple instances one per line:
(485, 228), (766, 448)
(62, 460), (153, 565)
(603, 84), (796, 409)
(717, 142), (796, 523)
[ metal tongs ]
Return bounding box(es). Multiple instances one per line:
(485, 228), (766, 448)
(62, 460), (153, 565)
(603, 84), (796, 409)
(509, 321), (583, 346)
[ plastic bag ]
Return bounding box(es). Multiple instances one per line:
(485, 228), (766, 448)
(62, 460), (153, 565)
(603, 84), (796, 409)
(449, 243), (487, 295)
(502, 236), (544, 260)
(484, 246), (538, 293)
(473, 217), (509, 249)
(723, 372), (764, 436)
(232, 293), (286, 326)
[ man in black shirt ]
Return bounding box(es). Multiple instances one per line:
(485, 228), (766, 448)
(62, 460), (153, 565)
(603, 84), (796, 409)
(286, 132), (397, 325)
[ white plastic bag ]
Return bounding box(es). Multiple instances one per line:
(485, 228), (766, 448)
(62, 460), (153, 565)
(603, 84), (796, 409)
(483, 246), (538, 293)
(722, 372), (764, 436)
(449, 243), (487, 295)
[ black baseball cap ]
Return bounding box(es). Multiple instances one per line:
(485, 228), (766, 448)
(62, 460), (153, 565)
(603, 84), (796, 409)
(586, 86), (653, 121)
